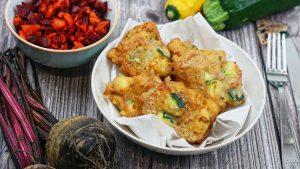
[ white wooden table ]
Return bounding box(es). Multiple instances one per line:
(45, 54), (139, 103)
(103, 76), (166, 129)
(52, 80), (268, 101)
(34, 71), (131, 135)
(1, 0), (300, 168)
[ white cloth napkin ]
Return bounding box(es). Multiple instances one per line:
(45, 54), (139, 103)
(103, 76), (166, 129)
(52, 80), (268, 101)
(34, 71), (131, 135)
(107, 13), (251, 148)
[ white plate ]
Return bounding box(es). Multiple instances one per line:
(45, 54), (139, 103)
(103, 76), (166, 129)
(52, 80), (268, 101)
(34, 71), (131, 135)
(91, 29), (266, 156)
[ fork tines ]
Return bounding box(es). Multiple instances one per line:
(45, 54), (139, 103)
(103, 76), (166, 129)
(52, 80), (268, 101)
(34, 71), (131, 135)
(267, 33), (287, 75)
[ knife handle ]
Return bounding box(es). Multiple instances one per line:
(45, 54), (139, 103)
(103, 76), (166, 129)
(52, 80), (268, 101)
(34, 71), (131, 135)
(279, 86), (294, 144)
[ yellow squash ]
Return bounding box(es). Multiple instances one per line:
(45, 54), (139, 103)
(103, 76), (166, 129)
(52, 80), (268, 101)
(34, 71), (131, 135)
(165, 0), (205, 21)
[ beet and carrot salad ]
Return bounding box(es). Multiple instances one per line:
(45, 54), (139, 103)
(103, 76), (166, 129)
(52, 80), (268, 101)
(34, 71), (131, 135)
(13, 0), (110, 50)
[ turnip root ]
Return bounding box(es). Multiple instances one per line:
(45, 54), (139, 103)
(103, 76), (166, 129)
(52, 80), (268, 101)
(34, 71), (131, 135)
(46, 116), (116, 169)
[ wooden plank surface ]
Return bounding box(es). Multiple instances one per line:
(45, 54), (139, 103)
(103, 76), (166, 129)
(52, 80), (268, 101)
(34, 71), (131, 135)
(1, 0), (300, 168)
(259, 7), (300, 160)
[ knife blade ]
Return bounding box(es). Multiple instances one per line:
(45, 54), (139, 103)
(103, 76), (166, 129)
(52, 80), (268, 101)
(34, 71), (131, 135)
(282, 142), (300, 169)
(286, 38), (300, 113)
(282, 38), (300, 169)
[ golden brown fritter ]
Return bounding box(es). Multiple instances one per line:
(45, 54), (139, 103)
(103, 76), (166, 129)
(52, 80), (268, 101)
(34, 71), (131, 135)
(108, 22), (172, 77)
(173, 84), (220, 144)
(139, 79), (187, 117)
(105, 35), (245, 144)
(104, 72), (162, 117)
(105, 73), (220, 143)
(175, 109), (212, 144)
(139, 78), (220, 143)
(167, 39), (198, 56)
(168, 39), (244, 110)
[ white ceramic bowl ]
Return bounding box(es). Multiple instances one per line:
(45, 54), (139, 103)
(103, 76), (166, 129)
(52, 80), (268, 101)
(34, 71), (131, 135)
(91, 34), (266, 155)
(5, 0), (119, 68)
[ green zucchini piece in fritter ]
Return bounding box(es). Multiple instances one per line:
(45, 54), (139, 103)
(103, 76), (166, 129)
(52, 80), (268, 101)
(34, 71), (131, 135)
(228, 88), (244, 101)
(170, 93), (185, 108)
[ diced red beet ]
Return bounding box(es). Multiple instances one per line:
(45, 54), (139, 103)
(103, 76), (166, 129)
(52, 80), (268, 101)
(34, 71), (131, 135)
(21, 24), (41, 35)
(79, 1), (88, 7)
(95, 20), (110, 35)
(40, 19), (51, 26)
(71, 5), (80, 13)
(27, 12), (40, 24)
(60, 43), (69, 50)
(13, 16), (22, 26)
(87, 0), (95, 3)
(85, 29), (101, 45)
(78, 16), (89, 25)
(69, 0), (79, 5)
(21, 2), (34, 10)
(13, 0), (110, 49)
(27, 34), (37, 44)
(37, 37), (50, 47)
(63, 13), (74, 26)
(96, 1), (108, 18)
(33, 0), (42, 8)
(16, 5), (30, 18)
(53, 36), (60, 44)
(51, 18), (66, 31)
(95, 1), (108, 11)
(72, 41), (84, 49)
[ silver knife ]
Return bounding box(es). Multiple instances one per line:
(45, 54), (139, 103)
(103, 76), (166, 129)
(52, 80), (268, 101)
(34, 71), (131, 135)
(282, 38), (300, 169)
(287, 39), (300, 113)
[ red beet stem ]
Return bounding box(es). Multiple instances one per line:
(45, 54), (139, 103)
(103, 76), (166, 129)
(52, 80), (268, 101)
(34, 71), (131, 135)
(10, 109), (34, 166)
(0, 111), (26, 168)
(32, 110), (52, 131)
(26, 95), (48, 113)
(0, 78), (37, 143)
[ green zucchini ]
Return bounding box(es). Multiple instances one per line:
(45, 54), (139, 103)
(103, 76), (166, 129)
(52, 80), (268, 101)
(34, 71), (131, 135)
(157, 112), (176, 127)
(205, 3), (229, 24)
(162, 112), (176, 124)
(203, 0), (300, 30)
(223, 0), (300, 29)
(204, 72), (216, 85)
(192, 45), (198, 49)
(228, 88), (244, 101)
(157, 48), (171, 59)
(211, 22), (226, 31)
(170, 93), (185, 108)
(203, 0), (229, 30)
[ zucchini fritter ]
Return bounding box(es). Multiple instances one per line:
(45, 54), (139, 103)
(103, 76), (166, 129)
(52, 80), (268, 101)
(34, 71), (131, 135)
(105, 74), (220, 143)
(140, 79), (220, 143)
(168, 39), (244, 110)
(104, 72), (162, 117)
(108, 22), (172, 77)
(140, 80), (187, 118)
(104, 35), (246, 144)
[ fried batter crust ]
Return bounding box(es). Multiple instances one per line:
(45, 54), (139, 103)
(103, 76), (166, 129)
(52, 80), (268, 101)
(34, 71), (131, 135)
(105, 36), (245, 144)
(104, 72), (162, 117)
(105, 73), (220, 143)
(108, 22), (172, 77)
(168, 38), (244, 110)
(139, 79), (220, 143)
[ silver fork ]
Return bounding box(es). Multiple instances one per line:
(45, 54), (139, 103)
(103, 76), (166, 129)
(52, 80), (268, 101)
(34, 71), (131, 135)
(267, 32), (293, 143)
(267, 33), (294, 144)
(267, 33), (297, 169)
